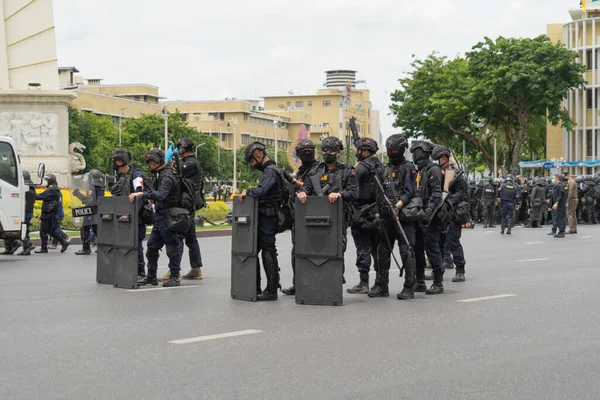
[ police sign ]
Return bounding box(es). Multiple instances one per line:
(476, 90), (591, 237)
(72, 205), (97, 218)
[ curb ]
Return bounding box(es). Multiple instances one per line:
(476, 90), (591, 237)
(29, 228), (232, 246)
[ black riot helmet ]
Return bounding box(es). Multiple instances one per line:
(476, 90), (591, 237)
(111, 149), (132, 165)
(321, 136), (343, 152)
(357, 138), (379, 154)
(431, 145), (451, 161)
(409, 140), (434, 154)
(385, 134), (407, 163)
(177, 137), (194, 152)
(505, 174), (514, 181)
(89, 169), (105, 188)
(144, 149), (165, 165)
(295, 139), (316, 164)
(45, 174), (57, 186)
(244, 141), (266, 163)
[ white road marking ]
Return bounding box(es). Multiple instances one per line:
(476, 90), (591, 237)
(484, 231), (495, 234)
(127, 286), (199, 292)
(524, 241), (542, 245)
(515, 258), (549, 263)
(458, 294), (517, 303)
(581, 236), (592, 239)
(170, 329), (263, 344)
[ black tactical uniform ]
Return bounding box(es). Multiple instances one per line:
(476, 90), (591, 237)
(138, 150), (184, 288)
(348, 137), (383, 295)
(529, 178), (547, 228)
(411, 141), (444, 295)
(244, 142), (285, 301)
(177, 137), (204, 280)
(282, 139), (320, 296)
(583, 176), (597, 224)
(481, 178), (497, 228)
(35, 174), (70, 253)
(368, 134), (417, 300)
(498, 175), (519, 235)
(110, 149), (147, 278)
(430, 146), (468, 283)
(473, 180), (484, 223)
(5, 172), (37, 256)
(301, 137), (359, 263)
(552, 176), (568, 238)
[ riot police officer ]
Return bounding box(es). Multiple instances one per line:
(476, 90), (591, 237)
(18, 171), (37, 255)
(369, 134), (417, 299)
(481, 178), (497, 228)
(110, 149), (147, 279)
(347, 137), (383, 294)
(583, 176), (597, 224)
(35, 174), (70, 253)
(298, 137), (359, 280)
(73, 170), (105, 255)
(282, 139), (320, 296)
(529, 178), (547, 228)
(473, 180), (484, 223)
(498, 174), (519, 235)
(431, 146), (468, 282)
(551, 174), (568, 238)
(410, 141), (444, 295)
(240, 142), (285, 301)
(129, 150), (184, 288)
(160, 137), (204, 281)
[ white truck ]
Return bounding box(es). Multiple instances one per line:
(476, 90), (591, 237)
(0, 136), (44, 241)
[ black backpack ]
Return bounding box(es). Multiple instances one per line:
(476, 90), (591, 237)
(180, 177), (198, 214)
(266, 165), (294, 233)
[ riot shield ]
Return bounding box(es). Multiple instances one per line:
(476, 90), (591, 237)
(71, 174), (99, 227)
(96, 196), (139, 289)
(294, 197), (344, 306)
(231, 196), (258, 302)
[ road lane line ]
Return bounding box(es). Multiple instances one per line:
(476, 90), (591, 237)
(484, 231), (495, 234)
(515, 258), (549, 262)
(458, 294), (517, 303)
(581, 236), (592, 239)
(524, 241), (542, 245)
(127, 286), (199, 292)
(170, 329), (263, 344)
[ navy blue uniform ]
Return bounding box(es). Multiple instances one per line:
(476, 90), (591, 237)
(552, 181), (568, 234)
(498, 181), (519, 233)
(36, 185), (67, 250)
(181, 156), (203, 270)
(142, 167), (183, 278)
(445, 175), (468, 274)
(246, 161), (284, 294)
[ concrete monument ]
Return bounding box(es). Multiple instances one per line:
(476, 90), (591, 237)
(0, 0), (79, 186)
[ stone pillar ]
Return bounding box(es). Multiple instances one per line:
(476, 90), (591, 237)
(0, 90), (77, 187)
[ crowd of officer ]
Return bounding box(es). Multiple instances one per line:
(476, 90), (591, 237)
(242, 135), (470, 301)
(467, 171), (600, 238)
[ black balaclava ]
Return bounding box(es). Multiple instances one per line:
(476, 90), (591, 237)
(412, 148), (431, 170)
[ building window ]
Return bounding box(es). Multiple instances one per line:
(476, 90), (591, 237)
(588, 129), (594, 157)
(368, 109), (370, 118)
(133, 95), (140, 101)
(219, 112), (225, 121)
(209, 112), (218, 120)
(308, 101), (312, 107)
(587, 50), (600, 70)
(0, 142), (18, 187)
(587, 89), (600, 109)
(295, 101), (303, 108)
(340, 122), (343, 129)
(242, 134), (251, 145)
(368, 124), (371, 135)
(287, 101), (291, 107)
(244, 114), (248, 122)
(323, 100), (331, 107)
(323, 123), (329, 128)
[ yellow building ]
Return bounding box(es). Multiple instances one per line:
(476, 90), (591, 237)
(165, 99), (294, 151)
(547, 6), (600, 174)
(263, 70), (374, 147)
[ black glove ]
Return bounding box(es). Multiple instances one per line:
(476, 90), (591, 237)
(423, 208), (434, 225)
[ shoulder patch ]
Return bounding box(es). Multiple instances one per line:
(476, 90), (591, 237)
(183, 164), (187, 168)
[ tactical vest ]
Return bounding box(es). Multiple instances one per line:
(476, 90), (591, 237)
(183, 156), (204, 195)
(309, 164), (350, 196)
(416, 166), (429, 202)
(382, 162), (408, 202)
(482, 185), (496, 201)
(260, 164), (285, 207)
(156, 168), (181, 210)
(500, 182), (517, 202)
(584, 181), (596, 199)
(358, 157), (382, 204)
(533, 184), (547, 201)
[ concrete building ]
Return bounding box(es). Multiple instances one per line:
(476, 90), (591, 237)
(263, 70), (374, 146)
(547, 5), (600, 174)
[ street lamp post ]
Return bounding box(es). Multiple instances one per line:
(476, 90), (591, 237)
(162, 104), (168, 151)
(274, 117), (280, 165)
(231, 117), (238, 194)
(118, 108), (126, 147)
(195, 142), (206, 159)
(493, 131), (498, 178)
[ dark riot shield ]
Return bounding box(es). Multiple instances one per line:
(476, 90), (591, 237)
(71, 174), (99, 227)
(231, 196), (258, 302)
(294, 197), (344, 306)
(96, 196), (139, 289)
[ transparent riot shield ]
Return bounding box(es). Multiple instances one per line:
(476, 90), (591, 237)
(71, 174), (99, 227)
(231, 196), (259, 302)
(294, 197), (344, 306)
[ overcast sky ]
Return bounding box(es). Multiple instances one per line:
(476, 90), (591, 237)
(54, 0), (576, 139)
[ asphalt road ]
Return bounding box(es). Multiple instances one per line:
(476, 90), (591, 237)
(1, 223), (599, 400)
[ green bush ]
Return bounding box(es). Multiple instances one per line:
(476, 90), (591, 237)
(197, 201), (230, 222)
(29, 213), (79, 233)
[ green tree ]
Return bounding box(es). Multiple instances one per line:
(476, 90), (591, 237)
(467, 35), (586, 172)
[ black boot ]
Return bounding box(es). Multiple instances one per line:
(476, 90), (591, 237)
(282, 285), (295, 296)
(452, 272), (465, 282)
(18, 245), (34, 256)
(61, 237), (71, 253)
(163, 275), (181, 287)
(75, 249), (91, 255)
(257, 251), (279, 301)
(347, 273), (369, 294)
(34, 248), (48, 254)
(138, 275), (158, 286)
(413, 280), (427, 292)
(397, 286), (414, 300)
(426, 283), (444, 295)
(367, 268), (389, 297)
